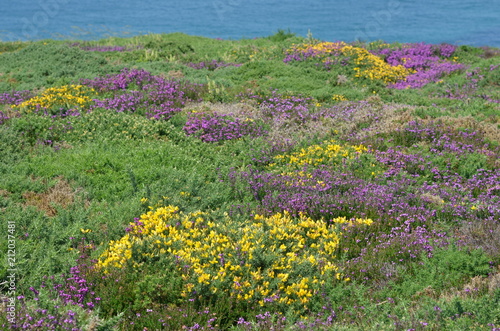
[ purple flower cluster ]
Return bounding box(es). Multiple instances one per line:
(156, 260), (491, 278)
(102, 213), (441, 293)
(0, 90), (35, 105)
(236, 307), (337, 330)
(228, 120), (500, 282)
(379, 43), (465, 89)
(183, 112), (266, 142)
(282, 43), (344, 64)
(93, 90), (145, 113)
(4, 302), (81, 331)
(5, 262), (100, 330)
(83, 68), (202, 120)
(52, 264), (100, 309)
(242, 90), (315, 123)
(2, 238), (102, 330)
(438, 43), (457, 58)
(0, 90), (35, 124)
(81, 68), (157, 92)
(186, 60), (242, 70)
(0, 111), (10, 125)
(441, 66), (500, 103)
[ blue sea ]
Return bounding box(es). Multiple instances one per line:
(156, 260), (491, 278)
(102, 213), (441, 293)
(1, 0), (500, 47)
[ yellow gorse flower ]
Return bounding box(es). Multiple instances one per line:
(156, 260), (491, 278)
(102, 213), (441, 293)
(288, 41), (346, 57)
(286, 42), (413, 84)
(332, 94), (348, 102)
(17, 84), (96, 113)
(341, 45), (412, 83)
(97, 205), (373, 309)
(272, 140), (368, 169)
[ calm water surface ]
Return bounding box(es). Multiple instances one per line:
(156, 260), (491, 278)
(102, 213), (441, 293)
(1, 0), (499, 46)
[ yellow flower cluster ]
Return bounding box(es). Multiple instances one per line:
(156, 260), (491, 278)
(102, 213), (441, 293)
(289, 41), (346, 56)
(287, 42), (412, 84)
(271, 140), (368, 169)
(97, 205), (373, 309)
(331, 94), (348, 102)
(17, 85), (95, 112)
(340, 45), (412, 84)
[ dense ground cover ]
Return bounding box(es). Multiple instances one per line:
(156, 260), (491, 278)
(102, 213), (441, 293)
(1, 31), (500, 330)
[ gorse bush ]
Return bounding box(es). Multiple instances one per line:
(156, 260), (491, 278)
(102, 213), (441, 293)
(96, 205), (372, 318)
(16, 84), (96, 115)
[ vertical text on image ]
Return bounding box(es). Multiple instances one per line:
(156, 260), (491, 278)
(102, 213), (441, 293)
(6, 220), (17, 324)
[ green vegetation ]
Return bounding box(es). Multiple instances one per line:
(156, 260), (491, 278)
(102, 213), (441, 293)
(0, 31), (499, 330)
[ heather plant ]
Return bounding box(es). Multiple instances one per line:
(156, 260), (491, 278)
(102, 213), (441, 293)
(239, 90), (315, 123)
(183, 111), (266, 142)
(0, 90), (36, 124)
(439, 65), (500, 104)
(379, 42), (466, 89)
(2, 241), (122, 330)
(82, 67), (203, 120)
(0, 90), (35, 106)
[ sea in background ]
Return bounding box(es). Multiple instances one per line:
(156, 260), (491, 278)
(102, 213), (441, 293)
(1, 0), (500, 47)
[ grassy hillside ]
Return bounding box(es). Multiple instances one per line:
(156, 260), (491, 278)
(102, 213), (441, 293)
(1, 31), (500, 330)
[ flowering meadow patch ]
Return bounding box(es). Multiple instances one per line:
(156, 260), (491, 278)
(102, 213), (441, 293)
(441, 65), (500, 103)
(4, 243), (102, 330)
(227, 119), (500, 286)
(15, 85), (96, 115)
(240, 90), (315, 123)
(284, 42), (412, 84)
(283, 41), (467, 89)
(379, 43), (466, 89)
(270, 140), (367, 169)
(82, 68), (202, 120)
(0, 90), (35, 105)
(183, 112), (266, 142)
(96, 205), (372, 314)
(1, 33), (499, 330)
(0, 90), (35, 123)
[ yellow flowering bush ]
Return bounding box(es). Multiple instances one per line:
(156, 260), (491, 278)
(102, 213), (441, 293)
(341, 45), (412, 84)
(17, 84), (96, 114)
(97, 205), (373, 312)
(270, 140), (368, 169)
(331, 94), (348, 102)
(285, 42), (413, 84)
(289, 41), (346, 56)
